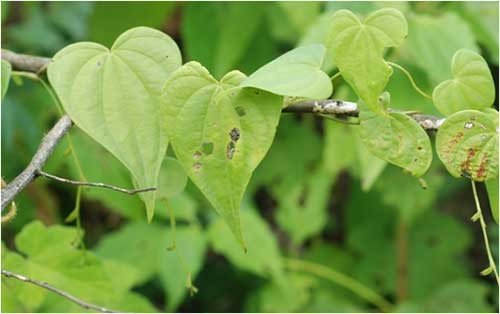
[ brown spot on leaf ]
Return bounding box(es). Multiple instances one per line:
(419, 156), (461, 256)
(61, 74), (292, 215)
(235, 107), (246, 117)
(444, 131), (464, 160)
(460, 148), (476, 176)
(476, 155), (489, 180)
(229, 128), (240, 142)
(226, 141), (235, 159)
(193, 151), (202, 159)
(193, 162), (202, 173)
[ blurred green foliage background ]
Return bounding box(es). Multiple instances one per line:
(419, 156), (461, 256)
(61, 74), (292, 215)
(1, 1), (499, 312)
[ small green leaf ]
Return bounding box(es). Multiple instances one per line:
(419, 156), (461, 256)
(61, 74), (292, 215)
(481, 266), (493, 276)
(485, 177), (499, 224)
(359, 111), (432, 177)
(327, 8), (408, 113)
(275, 167), (335, 245)
(157, 157), (188, 199)
(471, 212), (481, 222)
(354, 135), (388, 191)
(208, 209), (283, 278)
(47, 27), (182, 221)
(95, 222), (164, 284)
(432, 49), (495, 116)
(162, 62), (282, 248)
(245, 274), (317, 312)
(436, 109), (499, 181)
(1, 59), (12, 100)
(239, 44), (332, 99)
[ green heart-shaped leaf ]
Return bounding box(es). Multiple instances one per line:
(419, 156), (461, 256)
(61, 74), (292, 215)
(432, 49), (495, 116)
(47, 27), (182, 221)
(161, 62), (282, 248)
(327, 8), (408, 113)
(359, 111), (432, 177)
(239, 44), (332, 99)
(436, 109), (498, 181)
(1, 59), (11, 100)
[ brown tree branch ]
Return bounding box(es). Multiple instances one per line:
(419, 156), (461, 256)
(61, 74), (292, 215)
(1, 49), (51, 73)
(283, 100), (444, 131)
(1, 115), (73, 211)
(1, 269), (120, 313)
(37, 170), (156, 195)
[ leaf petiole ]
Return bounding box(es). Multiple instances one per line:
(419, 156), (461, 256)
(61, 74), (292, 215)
(387, 61), (432, 100)
(471, 180), (500, 285)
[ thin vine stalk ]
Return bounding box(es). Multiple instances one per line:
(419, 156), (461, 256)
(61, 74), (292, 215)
(1, 269), (119, 313)
(387, 61), (432, 100)
(471, 180), (500, 285)
(284, 258), (393, 312)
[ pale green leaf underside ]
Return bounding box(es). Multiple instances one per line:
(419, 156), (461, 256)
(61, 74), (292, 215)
(239, 44), (332, 99)
(1, 59), (11, 100)
(433, 49), (495, 116)
(327, 8), (408, 113)
(436, 109), (499, 181)
(47, 27), (182, 221)
(161, 62), (282, 248)
(359, 111), (432, 177)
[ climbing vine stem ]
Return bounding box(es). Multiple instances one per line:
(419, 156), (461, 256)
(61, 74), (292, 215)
(9, 72), (88, 240)
(471, 180), (500, 285)
(39, 77), (88, 250)
(284, 258), (393, 312)
(387, 61), (432, 100)
(330, 71), (342, 84)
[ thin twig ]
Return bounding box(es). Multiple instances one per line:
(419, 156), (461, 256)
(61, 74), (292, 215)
(1, 269), (120, 313)
(387, 61), (432, 100)
(1, 179), (17, 223)
(284, 258), (393, 312)
(1, 115), (73, 211)
(283, 99), (444, 130)
(471, 181), (500, 285)
(37, 170), (156, 195)
(2, 49), (446, 131)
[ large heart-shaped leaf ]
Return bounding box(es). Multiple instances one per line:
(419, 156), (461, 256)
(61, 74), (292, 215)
(436, 109), (498, 181)
(47, 27), (182, 221)
(359, 111), (432, 177)
(161, 62), (282, 248)
(239, 44), (332, 99)
(432, 49), (495, 116)
(327, 8), (408, 113)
